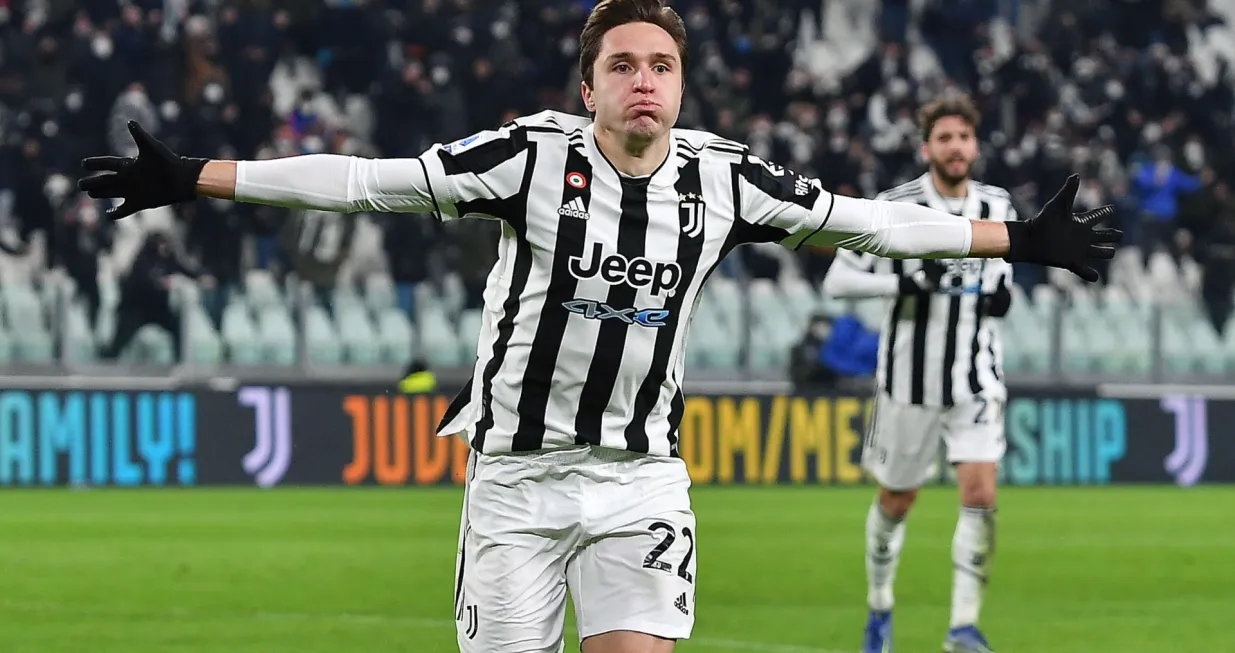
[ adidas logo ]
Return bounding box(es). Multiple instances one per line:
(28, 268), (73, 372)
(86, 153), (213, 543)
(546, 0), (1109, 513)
(557, 197), (590, 220)
(674, 592), (690, 615)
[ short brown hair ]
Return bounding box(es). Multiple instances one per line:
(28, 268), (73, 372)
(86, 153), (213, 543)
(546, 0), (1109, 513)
(578, 0), (688, 87)
(918, 96), (981, 142)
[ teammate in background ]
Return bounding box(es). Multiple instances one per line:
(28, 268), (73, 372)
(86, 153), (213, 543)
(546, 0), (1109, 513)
(823, 96), (1028, 653)
(78, 2), (1118, 651)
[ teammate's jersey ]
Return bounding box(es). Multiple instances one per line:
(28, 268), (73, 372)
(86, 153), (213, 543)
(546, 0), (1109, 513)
(427, 111), (836, 456)
(838, 173), (1015, 407)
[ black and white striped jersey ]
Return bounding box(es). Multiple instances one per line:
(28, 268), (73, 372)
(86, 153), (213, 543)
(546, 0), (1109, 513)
(426, 110), (841, 456)
(823, 173), (1015, 407)
(233, 110), (987, 455)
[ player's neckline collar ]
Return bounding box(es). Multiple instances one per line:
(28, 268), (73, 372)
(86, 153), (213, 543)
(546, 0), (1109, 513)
(920, 173), (971, 214)
(587, 125), (677, 189)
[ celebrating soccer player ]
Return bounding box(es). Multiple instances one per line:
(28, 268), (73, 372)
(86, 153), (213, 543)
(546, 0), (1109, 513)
(823, 96), (1084, 653)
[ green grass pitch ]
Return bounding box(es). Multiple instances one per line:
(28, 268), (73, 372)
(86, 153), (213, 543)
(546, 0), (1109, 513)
(0, 485), (1230, 652)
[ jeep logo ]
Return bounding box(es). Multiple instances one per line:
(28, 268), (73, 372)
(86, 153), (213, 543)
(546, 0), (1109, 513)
(943, 259), (983, 274)
(568, 243), (682, 297)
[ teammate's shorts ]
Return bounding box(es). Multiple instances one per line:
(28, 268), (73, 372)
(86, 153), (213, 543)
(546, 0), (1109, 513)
(860, 390), (1006, 491)
(454, 445), (697, 652)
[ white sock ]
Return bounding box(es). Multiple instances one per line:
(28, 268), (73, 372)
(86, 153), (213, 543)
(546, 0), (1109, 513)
(950, 506), (996, 629)
(865, 499), (907, 612)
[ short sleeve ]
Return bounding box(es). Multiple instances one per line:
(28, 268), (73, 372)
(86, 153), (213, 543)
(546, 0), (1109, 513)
(416, 121), (533, 223)
(734, 152), (836, 249)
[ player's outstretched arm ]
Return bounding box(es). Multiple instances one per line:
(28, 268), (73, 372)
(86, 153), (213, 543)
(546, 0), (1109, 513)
(808, 175), (1119, 282)
(78, 121), (439, 219)
(821, 251), (945, 299)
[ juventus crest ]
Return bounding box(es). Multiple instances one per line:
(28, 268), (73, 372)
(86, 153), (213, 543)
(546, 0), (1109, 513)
(678, 192), (705, 239)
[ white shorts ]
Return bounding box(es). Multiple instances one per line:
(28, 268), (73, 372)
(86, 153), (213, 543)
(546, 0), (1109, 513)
(861, 391), (1006, 491)
(454, 445), (697, 652)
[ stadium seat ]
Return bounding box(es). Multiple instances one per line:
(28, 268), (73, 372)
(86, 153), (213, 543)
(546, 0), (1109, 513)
(852, 298), (890, 331)
(1164, 300), (1226, 374)
(330, 285), (366, 316)
(458, 309), (484, 362)
(363, 272), (397, 313)
(1221, 318), (1235, 370)
(183, 305), (224, 365)
(171, 277), (203, 314)
(440, 273), (466, 318)
(375, 308), (416, 365)
(1100, 294), (1153, 375)
(747, 280), (798, 370)
(1, 282), (54, 362)
(0, 327), (12, 364)
(220, 301), (263, 365)
(780, 278), (821, 333)
(337, 307), (382, 365)
(1000, 302), (1041, 374)
(303, 305), (343, 365)
(414, 282), (448, 328)
(817, 292), (850, 318)
(95, 273), (121, 345)
(255, 305), (298, 365)
(131, 324), (176, 364)
(1146, 252), (1184, 301)
(244, 269), (284, 311)
(62, 301), (97, 363)
(1179, 256), (1203, 295)
(689, 315), (740, 370)
(419, 305), (461, 367)
(705, 276), (743, 332)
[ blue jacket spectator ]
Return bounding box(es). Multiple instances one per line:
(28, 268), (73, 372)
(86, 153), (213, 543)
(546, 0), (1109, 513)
(1134, 158), (1202, 222)
(819, 315), (881, 378)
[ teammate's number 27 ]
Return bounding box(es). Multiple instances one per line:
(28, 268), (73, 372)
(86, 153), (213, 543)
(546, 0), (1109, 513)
(643, 521), (694, 583)
(974, 397), (1003, 425)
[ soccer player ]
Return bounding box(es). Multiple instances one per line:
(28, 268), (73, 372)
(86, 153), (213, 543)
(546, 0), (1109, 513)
(823, 96), (1053, 653)
(77, 3), (1118, 652)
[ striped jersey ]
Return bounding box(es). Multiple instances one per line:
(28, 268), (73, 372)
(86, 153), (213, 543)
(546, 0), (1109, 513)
(838, 173), (1015, 407)
(428, 111), (837, 456)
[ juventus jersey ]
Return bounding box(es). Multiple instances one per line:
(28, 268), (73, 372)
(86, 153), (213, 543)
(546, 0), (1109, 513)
(422, 111), (840, 456)
(829, 173), (1015, 407)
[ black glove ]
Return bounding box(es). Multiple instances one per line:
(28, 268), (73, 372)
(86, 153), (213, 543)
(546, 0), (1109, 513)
(77, 121), (208, 220)
(983, 282), (1012, 317)
(1004, 174), (1120, 283)
(898, 259), (946, 295)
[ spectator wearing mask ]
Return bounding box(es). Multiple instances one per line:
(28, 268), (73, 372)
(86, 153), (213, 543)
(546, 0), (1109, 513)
(101, 231), (197, 361)
(55, 194), (113, 331)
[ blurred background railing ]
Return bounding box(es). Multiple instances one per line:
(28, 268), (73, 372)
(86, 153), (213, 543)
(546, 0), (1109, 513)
(1, 0), (1233, 389)
(2, 239), (1229, 391)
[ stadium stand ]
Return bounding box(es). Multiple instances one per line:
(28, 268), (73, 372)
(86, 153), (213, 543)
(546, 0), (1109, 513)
(0, 0), (1232, 379)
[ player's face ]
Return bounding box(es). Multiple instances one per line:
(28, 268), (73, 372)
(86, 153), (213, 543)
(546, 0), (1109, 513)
(582, 22), (683, 142)
(922, 116), (978, 185)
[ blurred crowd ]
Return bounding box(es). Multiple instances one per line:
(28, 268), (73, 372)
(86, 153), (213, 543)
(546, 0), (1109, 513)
(2, 0), (1235, 356)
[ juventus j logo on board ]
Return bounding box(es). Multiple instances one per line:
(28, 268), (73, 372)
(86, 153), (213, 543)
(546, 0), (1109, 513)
(678, 192), (704, 238)
(238, 386), (293, 487)
(1162, 395), (1208, 487)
